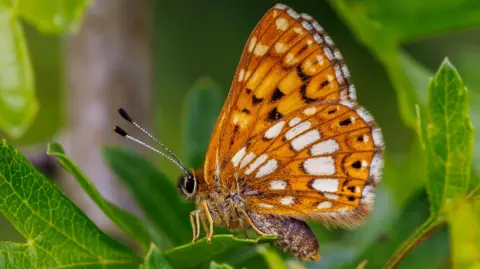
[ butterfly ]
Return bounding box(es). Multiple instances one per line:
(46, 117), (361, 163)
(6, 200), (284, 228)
(115, 3), (384, 261)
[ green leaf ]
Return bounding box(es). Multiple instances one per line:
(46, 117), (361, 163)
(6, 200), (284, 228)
(329, 0), (480, 128)
(384, 60), (474, 268)
(182, 77), (223, 169)
(47, 142), (152, 251)
(210, 261), (234, 269)
(343, 0), (480, 42)
(448, 198), (480, 269)
(0, 140), (140, 268)
(418, 59), (474, 217)
(15, 0), (90, 34)
(238, 245), (287, 269)
(164, 235), (276, 269)
(103, 146), (193, 248)
(0, 7), (37, 138)
(141, 243), (173, 269)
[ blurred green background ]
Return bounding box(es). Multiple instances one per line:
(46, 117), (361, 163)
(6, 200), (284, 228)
(1, 0), (479, 268)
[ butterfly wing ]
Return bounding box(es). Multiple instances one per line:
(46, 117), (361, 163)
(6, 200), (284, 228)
(203, 4), (383, 227)
(238, 100), (383, 228)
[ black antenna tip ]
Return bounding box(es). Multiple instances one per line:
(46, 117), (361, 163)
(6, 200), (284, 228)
(118, 108), (133, 122)
(113, 126), (128, 137)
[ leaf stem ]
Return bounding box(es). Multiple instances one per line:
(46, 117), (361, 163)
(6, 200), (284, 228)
(383, 217), (442, 269)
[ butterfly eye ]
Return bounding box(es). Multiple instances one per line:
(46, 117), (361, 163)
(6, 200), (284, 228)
(178, 174), (197, 199)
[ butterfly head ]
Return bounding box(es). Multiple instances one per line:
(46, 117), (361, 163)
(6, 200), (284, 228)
(177, 171), (197, 199)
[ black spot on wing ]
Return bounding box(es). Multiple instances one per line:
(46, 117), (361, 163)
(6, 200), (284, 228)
(300, 85), (317, 103)
(339, 118), (352, 126)
(270, 88), (285, 103)
(298, 44), (309, 55)
(327, 107), (337, 114)
(296, 65), (311, 82)
(241, 108), (251, 114)
(267, 107), (283, 121)
(319, 80), (329, 88)
(252, 95), (264, 105)
(351, 160), (361, 169)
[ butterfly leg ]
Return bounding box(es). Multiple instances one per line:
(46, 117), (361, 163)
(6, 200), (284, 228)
(240, 209), (275, 237)
(189, 210), (202, 242)
(201, 201), (214, 243)
(200, 215), (209, 235)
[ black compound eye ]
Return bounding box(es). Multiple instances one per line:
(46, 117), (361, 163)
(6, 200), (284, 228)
(184, 176), (196, 194)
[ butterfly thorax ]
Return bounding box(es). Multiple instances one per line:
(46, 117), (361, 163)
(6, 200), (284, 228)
(197, 185), (252, 231)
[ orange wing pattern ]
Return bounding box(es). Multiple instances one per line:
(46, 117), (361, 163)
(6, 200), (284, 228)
(237, 100), (383, 227)
(203, 4), (383, 227)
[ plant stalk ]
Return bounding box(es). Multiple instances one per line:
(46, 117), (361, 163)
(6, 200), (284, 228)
(383, 217), (442, 269)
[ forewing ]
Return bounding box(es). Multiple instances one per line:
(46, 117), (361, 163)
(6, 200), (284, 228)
(204, 4), (355, 190)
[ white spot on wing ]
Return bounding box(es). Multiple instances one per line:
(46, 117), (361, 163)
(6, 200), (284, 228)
(291, 130), (321, 151)
(342, 65), (351, 78)
(361, 185), (375, 205)
(245, 154), (268, 175)
(285, 121), (311, 140)
(316, 55), (324, 65)
(238, 69), (245, 82)
(303, 107), (317, 116)
(361, 160), (369, 170)
(313, 33), (323, 44)
(334, 64), (345, 85)
(312, 21), (323, 32)
(256, 159), (278, 178)
(289, 117), (301, 127)
(280, 196), (295, 205)
(248, 37), (257, 52)
(372, 127), (384, 148)
(286, 9), (300, 19)
(265, 121), (285, 140)
(232, 147), (246, 167)
(270, 180), (287, 190)
(339, 100), (355, 108)
(311, 178), (339, 192)
(317, 201), (332, 209)
(275, 17), (289, 31)
(369, 153), (384, 182)
(293, 27), (303, 34)
(254, 43), (269, 57)
(285, 53), (295, 64)
(301, 13), (312, 20)
(324, 193), (338, 200)
(349, 84), (357, 100)
(311, 139), (340, 155)
(334, 51), (343, 61)
(303, 157), (336, 175)
(301, 21), (312, 31)
(275, 42), (286, 53)
(324, 47), (334, 61)
(240, 152), (256, 168)
(325, 36), (334, 46)
(357, 107), (373, 122)
(259, 203), (275, 209)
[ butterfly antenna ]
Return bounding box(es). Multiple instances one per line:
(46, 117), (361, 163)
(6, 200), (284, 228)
(113, 125), (190, 175)
(117, 108), (185, 165)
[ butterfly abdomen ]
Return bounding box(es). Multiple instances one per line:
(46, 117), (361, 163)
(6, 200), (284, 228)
(248, 213), (320, 261)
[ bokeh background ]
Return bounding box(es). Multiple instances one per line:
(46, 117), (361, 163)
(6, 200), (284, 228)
(1, 0), (479, 268)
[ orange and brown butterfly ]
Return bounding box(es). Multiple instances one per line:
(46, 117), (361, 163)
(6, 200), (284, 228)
(114, 3), (384, 261)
